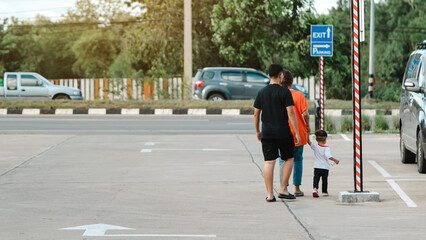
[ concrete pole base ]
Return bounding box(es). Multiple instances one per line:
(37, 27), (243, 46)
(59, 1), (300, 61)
(339, 191), (380, 203)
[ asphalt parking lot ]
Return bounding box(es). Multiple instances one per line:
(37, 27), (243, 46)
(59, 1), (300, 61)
(1, 116), (425, 240)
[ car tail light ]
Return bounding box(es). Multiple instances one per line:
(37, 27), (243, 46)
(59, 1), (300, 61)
(194, 80), (205, 87)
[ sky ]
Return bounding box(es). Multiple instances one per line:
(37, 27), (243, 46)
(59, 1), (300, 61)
(0, 0), (338, 22)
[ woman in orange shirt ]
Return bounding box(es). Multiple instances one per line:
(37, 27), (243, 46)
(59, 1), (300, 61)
(279, 70), (310, 197)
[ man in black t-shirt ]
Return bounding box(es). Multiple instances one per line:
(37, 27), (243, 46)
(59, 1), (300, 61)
(254, 63), (300, 202)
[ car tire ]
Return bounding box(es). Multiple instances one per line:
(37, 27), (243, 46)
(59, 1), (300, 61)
(53, 94), (70, 100)
(208, 93), (225, 101)
(417, 133), (426, 173)
(400, 129), (415, 163)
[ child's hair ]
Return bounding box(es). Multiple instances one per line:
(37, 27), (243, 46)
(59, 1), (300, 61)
(268, 63), (284, 78)
(315, 129), (327, 142)
(280, 70), (293, 88)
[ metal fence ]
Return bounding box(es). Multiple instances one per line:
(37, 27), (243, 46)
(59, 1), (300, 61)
(49, 78), (184, 101)
(50, 76), (317, 101)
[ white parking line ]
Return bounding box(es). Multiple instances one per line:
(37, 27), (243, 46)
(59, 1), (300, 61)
(368, 160), (417, 207)
(386, 180), (418, 208)
(368, 160), (391, 177)
(340, 134), (351, 141)
(141, 148), (230, 152)
(145, 142), (156, 146)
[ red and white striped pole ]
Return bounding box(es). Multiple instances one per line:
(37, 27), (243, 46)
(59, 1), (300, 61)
(320, 56), (324, 130)
(352, 0), (363, 192)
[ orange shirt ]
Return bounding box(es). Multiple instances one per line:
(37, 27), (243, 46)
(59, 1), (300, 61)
(289, 89), (308, 146)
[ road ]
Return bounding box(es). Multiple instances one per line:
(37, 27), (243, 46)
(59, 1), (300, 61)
(0, 116), (254, 135)
(0, 116), (425, 240)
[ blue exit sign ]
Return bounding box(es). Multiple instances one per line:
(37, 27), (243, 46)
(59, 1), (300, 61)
(311, 25), (333, 57)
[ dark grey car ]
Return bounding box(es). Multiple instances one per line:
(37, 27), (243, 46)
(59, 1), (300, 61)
(192, 67), (270, 101)
(400, 40), (426, 173)
(192, 67), (308, 101)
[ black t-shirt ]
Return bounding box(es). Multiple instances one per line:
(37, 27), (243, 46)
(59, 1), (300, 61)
(253, 84), (294, 139)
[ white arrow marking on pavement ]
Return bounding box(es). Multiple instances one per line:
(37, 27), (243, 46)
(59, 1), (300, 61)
(141, 148), (230, 152)
(313, 44), (330, 48)
(60, 223), (133, 236)
(327, 27), (331, 38)
(60, 223), (216, 238)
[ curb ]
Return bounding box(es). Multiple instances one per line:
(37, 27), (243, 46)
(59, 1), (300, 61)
(0, 108), (247, 116)
(0, 108), (400, 116)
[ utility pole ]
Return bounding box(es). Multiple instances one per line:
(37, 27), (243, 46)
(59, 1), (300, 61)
(184, 0), (192, 100)
(368, 0), (375, 98)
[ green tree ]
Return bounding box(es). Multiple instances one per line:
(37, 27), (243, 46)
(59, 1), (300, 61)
(72, 29), (120, 77)
(211, 0), (311, 72)
(372, 0), (425, 101)
(0, 18), (43, 72)
(321, 0), (353, 100)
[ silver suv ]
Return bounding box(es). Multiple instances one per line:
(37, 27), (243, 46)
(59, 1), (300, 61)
(400, 40), (426, 173)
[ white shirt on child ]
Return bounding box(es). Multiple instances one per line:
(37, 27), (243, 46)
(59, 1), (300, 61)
(309, 142), (333, 170)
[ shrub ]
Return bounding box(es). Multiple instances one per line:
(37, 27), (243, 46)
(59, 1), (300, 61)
(362, 114), (371, 131)
(393, 116), (399, 130)
(324, 115), (336, 133)
(374, 115), (389, 133)
(341, 116), (353, 133)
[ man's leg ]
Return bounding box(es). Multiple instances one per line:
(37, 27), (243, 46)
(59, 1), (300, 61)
(293, 146), (304, 193)
(279, 157), (294, 195)
(264, 160), (276, 199)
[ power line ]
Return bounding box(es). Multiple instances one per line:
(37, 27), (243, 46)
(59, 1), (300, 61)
(0, 6), (72, 15)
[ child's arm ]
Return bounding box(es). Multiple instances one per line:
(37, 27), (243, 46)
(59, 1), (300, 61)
(307, 134), (312, 146)
(329, 157), (339, 165)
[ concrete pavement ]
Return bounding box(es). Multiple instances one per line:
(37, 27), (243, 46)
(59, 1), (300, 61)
(0, 130), (425, 239)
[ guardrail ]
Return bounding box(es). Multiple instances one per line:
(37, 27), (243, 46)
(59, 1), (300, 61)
(49, 78), (184, 101)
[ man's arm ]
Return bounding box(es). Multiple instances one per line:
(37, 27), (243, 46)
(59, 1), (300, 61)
(287, 106), (300, 145)
(254, 108), (261, 141)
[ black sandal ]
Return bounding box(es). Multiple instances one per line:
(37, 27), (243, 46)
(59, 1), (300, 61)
(278, 193), (296, 199)
(266, 196), (276, 202)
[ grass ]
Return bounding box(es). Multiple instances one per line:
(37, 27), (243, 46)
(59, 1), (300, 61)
(0, 99), (400, 110)
(0, 99), (255, 110)
(319, 99), (399, 110)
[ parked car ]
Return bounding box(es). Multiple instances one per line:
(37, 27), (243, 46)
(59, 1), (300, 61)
(192, 67), (308, 100)
(399, 40), (426, 173)
(0, 72), (83, 100)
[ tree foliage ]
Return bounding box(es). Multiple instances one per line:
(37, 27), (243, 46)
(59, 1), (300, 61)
(0, 0), (424, 102)
(211, 0), (311, 72)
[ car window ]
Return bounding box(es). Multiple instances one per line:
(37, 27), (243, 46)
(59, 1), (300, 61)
(201, 71), (215, 80)
(247, 72), (268, 83)
(221, 72), (243, 82)
(405, 54), (422, 80)
(21, 74), (43, 87)
(419, 63), (425, 88)
(6, 74), (17, 90)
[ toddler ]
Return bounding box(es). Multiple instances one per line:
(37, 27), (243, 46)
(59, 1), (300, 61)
(307, 130), (340, 197)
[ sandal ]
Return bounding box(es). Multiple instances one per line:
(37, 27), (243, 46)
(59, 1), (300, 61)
(278, 193), (296, 199)
(266, 196), (276, 202)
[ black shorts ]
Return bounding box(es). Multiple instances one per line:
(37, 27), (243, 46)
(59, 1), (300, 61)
(261, 138), (295, 161)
